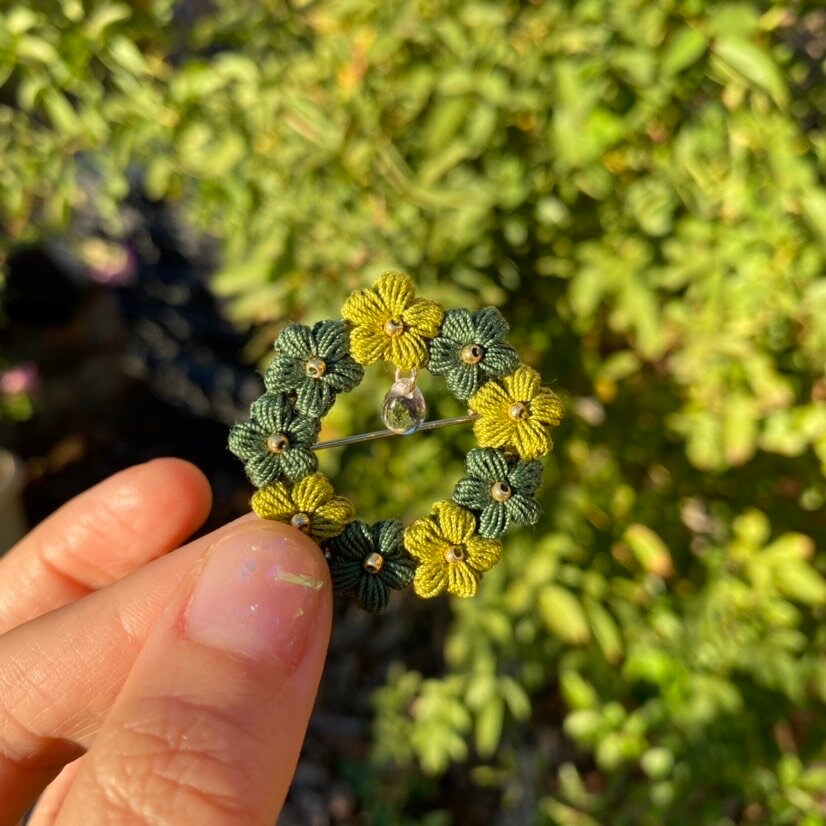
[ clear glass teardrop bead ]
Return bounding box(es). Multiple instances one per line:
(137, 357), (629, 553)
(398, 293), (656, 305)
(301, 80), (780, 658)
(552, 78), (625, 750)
(381, 378), (426, 434)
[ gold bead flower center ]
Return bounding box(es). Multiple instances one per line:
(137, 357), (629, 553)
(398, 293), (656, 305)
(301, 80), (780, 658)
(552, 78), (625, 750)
(304, 356), (326, 378)
(290, 512), (311, 530)
(461, 343), (484, 364)
(444, 544), (466, 563)
(383, 317), (405, 337)
(266, 433), (290, 454)
(509, 402), (528, 420)
(491, 481), (512, 502)
(363, 552), (384, 574)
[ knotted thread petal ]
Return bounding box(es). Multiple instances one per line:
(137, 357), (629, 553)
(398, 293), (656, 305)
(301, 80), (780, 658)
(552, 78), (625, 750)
(374, 270), (416, 316)
(446, 562), (479, 598)
(474, 416), (516, 451)
(275, 323), (314, 358)
(413, 561), (449, 598)
(531, 389), (564, 426)
(342, 286), (387, 328)
(404, 517), (446, 563)
(349, 325), (389, 365)
(251, 482), (295, 522)
(479, 341), (519, 377)
(511, 419), (552, 460)
(228, 420), (266, 459)
(293, 471), (334, 512)
(465, 535), (502, 572)
(453, 477), (491, 512)
(466, 447), (509, 483)
(250, 393), (290, 433)
(508, 493), (542, 526)
(508, 459), (544, 495)
(388, 333), (428, 370)
(503, 364), (541, 401)
(401, 299), (444, 339)
(469, 380), (510, 417)
(440, 308), (475, 344)
(312, 496), (355, 539)
(473, 307), (510, 346)
(479, 503), (509, 538)
(432, 500), (476, 545)
(357, 575), (390, 614)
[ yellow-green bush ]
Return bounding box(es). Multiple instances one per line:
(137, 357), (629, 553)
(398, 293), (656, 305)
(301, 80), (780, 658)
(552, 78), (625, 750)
(3, 0), (826, 822)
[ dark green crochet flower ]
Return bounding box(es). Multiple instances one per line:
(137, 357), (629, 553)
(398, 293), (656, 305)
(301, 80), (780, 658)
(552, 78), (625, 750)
(328, 519), (416, 613)
(228, 393), (320, 486)
(265, 320), (364, 417)
(452, 448), (543, 538)
(428, 307), (519, 401)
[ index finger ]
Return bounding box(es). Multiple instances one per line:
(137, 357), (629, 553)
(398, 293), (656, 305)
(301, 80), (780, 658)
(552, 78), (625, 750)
(0, 458), (212, 633)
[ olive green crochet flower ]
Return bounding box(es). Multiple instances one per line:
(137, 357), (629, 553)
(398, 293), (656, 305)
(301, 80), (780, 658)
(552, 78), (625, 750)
(453, 448), (543, 538)
(252, 471), (354, 542)
(265, 320), (364, 417)
(327, 519), (417, 613)
(405, 501), (502, 599)
(428, 307), (519, 401)
(341, 271), (444, 370)
(469, 364), (563, 460)
(228, 393), (320, 486)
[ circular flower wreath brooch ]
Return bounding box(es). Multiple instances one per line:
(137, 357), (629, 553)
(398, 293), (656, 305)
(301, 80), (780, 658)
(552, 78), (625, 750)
(229, 271), (564, 613)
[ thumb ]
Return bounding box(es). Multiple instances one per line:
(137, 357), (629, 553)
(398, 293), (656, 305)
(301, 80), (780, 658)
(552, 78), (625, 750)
(53, 519), (331, 825)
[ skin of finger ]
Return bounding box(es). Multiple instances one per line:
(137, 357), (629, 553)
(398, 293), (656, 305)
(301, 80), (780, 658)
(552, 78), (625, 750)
(27, 758), (84, 826)
(54, 530), (332, 825)
(0, 458), (212, 633)
(0, 515), (260, 826)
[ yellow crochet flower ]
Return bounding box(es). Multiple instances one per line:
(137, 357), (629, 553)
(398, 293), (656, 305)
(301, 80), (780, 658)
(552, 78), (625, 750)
(469, 364), (563, 460)
(252, 471), (354, 542)
(405, 500), (502, 599)
(341, 271), (444, 369)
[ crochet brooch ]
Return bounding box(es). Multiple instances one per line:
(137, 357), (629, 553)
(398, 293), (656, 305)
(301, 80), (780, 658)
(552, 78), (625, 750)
(229, 272), (563, 612)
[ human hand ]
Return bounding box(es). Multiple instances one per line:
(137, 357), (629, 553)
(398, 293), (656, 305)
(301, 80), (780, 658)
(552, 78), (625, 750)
(0, 459), (332, 825)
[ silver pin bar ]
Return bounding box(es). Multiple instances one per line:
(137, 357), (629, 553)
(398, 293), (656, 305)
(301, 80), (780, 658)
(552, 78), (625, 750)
(312, 412), (479, 450)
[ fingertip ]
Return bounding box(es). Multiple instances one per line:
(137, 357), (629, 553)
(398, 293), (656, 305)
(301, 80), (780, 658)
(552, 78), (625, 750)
(140, 457), (213, 522)
(184, 519), (331, 664)
(206, 516), (331, 580)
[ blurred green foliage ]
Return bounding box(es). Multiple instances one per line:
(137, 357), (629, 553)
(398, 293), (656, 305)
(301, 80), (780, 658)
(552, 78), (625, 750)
(3, 0), (826, 822)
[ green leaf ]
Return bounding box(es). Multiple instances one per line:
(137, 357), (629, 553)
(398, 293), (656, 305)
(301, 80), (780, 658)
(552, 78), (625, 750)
(144, 157), (174, 201)
(641, 747), (674, 780)
(108, 36), (150, 76)
(723, 392), (758, 466)
(5, 7), (38, 34)
(539, 586), (591, 645)
(539, 798), (601, 826)
(85, 3), (132, 39)
(774, 561), (826, 606)
(662, 28), (707, 75)
(560, 670), (599, 711)
(713, 37), (788, 107)
(474, 694), (504, 758)
(563, 709), (602, 744)
(801, 189), (826, 244)
(423, 97), (472, 152)
(499, 676), (531, 721)
(465, 674), (495, 709)
(733, 508), (771, 547)
(16, 36), (59, 64)
(585, 599), (624, 664)
(42, 90), (80, 135)
(623, 524), (672, 577)
(626, 178), (676, 237)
